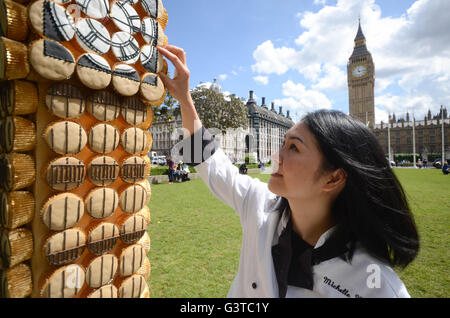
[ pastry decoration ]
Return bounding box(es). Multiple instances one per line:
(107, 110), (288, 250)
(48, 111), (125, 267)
(85, 254), (118, 288)
(87, 222), (119, 255)
(76, 53), (112, 90)
(119, 184), (147, 214)
(28, 0), (76, 42)
(87, 284), (118, 298)
(118, 274), (146, 298)
(45, 156), (86, 191)
(112, 64), (140, 96)
(85, 187), (119, 219)
(40, 264), (85, 298)
(121, 127), (148, 154)
(119, 214), (147, 244)
(88, 155), (120, 186)
(40, 193), (84, 231)
(45, 83), (86, 119)
(44, 121), (87, 155)
(44, 228), (86, 266)
(121, 96), (149, 126)
(121, 156), (148, 183)
(119, 244), (145, 276)
(89, 123), (120, 154)
(86, 90), (121, 122)
(0, 0), (167, 298)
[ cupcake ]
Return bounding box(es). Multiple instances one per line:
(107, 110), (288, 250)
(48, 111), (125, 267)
(85, 187), (119, 220)
(0, 116), (36, 153)
(44, 120), (87, 155)
(40, 192), (84, 231)
(0, 37), (30, 80)
(0, 191), (35, 230)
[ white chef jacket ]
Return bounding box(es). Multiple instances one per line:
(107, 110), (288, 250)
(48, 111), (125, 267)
(194, 147), (411, 298)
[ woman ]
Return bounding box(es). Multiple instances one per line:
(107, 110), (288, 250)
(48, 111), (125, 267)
(157, 45), (420, 298)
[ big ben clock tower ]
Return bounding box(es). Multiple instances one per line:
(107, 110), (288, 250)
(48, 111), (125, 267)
(348, 20), (375, 128)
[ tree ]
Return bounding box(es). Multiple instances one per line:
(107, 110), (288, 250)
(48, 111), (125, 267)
(152, 91), (179, 124)
(190, 86), (247, 133)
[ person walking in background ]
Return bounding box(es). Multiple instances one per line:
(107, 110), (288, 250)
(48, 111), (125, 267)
(167, 156), (175, 184)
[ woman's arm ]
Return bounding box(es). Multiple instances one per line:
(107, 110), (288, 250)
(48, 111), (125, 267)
(156, 45), (269, 218)
(157, 45), (201, 137)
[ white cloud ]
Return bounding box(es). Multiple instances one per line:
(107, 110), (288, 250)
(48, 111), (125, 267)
(253, 76), (269, 85)
(251, 0), (450, 122)
(314, 0), (327, 5)
(273, 80), (333, 119)
(231, 70), (238, 76)
(219, 74), (228, 81)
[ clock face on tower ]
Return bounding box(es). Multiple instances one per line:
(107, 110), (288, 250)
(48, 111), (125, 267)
(352, 65), (367, 78)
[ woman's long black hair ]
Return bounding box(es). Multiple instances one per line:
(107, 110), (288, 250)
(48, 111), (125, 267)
(297, 109), (419, 268)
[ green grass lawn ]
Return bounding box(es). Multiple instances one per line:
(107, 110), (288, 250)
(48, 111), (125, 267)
(147, 168), (449, 298)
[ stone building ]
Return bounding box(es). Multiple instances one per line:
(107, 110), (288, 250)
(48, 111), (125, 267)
(149, 87), (295, 163)
(347, 21), (449, 160)
(245, 91), (295, 163)
(373, 109), (450, 160)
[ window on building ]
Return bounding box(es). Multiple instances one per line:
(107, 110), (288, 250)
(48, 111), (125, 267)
(396, 138), (401, 144)
(430, 136), (435, 143)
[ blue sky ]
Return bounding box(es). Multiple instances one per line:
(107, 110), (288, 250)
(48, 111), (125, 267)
(163, 0), (450, 123)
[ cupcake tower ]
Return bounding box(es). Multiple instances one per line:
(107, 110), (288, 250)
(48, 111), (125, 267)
(0, 0), (167, 298)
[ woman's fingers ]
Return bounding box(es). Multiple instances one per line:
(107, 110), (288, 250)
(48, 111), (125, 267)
(158, 71), (172, 89)
(157, 46), (186, 75)
(161, 44), (187, 65)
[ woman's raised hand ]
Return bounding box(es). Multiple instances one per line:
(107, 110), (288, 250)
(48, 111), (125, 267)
(157, 45), (191, 105)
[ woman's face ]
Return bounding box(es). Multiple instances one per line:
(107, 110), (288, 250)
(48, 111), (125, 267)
(268, 122), (326, 201)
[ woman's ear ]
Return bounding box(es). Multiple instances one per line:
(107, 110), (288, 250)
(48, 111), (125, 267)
(322, 168), (347, 193)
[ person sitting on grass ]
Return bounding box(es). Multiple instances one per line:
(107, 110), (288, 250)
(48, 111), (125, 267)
(181, 163), (191, 181)
(443, 161), (449, 175)
(239, 163), (248, 175)
(158, 44), (419, 298)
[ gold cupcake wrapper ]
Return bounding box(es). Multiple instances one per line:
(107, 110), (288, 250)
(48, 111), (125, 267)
(0, 263), (32, 298)
(0, 0), (29, 41)
(0, 191), (34, 229)
(0, 80), (39, 117)
(137, 231), (150, 255)
(142, 130), (153, 154)
(136, 179), (151, 205)
(9, 0), (31, 5)
(0, 153), (35, 191)
(136, 105), (154, 130)
(142, 155), (151, 179)
(136, 205), (151, 227)
(136, 256), (151, 281)
(0, 116), (36, 153)
(140, 283), (150, 298)
(158, 8), (168, 30)
(0, 37), (30, 80)
(0, 227), (33, 269)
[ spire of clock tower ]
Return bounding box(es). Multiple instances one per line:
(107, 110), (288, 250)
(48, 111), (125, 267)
(351, 20), (369, 59)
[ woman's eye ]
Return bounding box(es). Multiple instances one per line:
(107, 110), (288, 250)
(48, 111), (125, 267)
(289, 144), (298, 152)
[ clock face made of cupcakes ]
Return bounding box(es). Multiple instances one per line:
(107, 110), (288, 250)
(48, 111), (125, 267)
(28, 0), (167, 102)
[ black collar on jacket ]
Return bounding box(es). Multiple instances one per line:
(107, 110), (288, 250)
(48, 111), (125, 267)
(272, 210), (351, 298)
